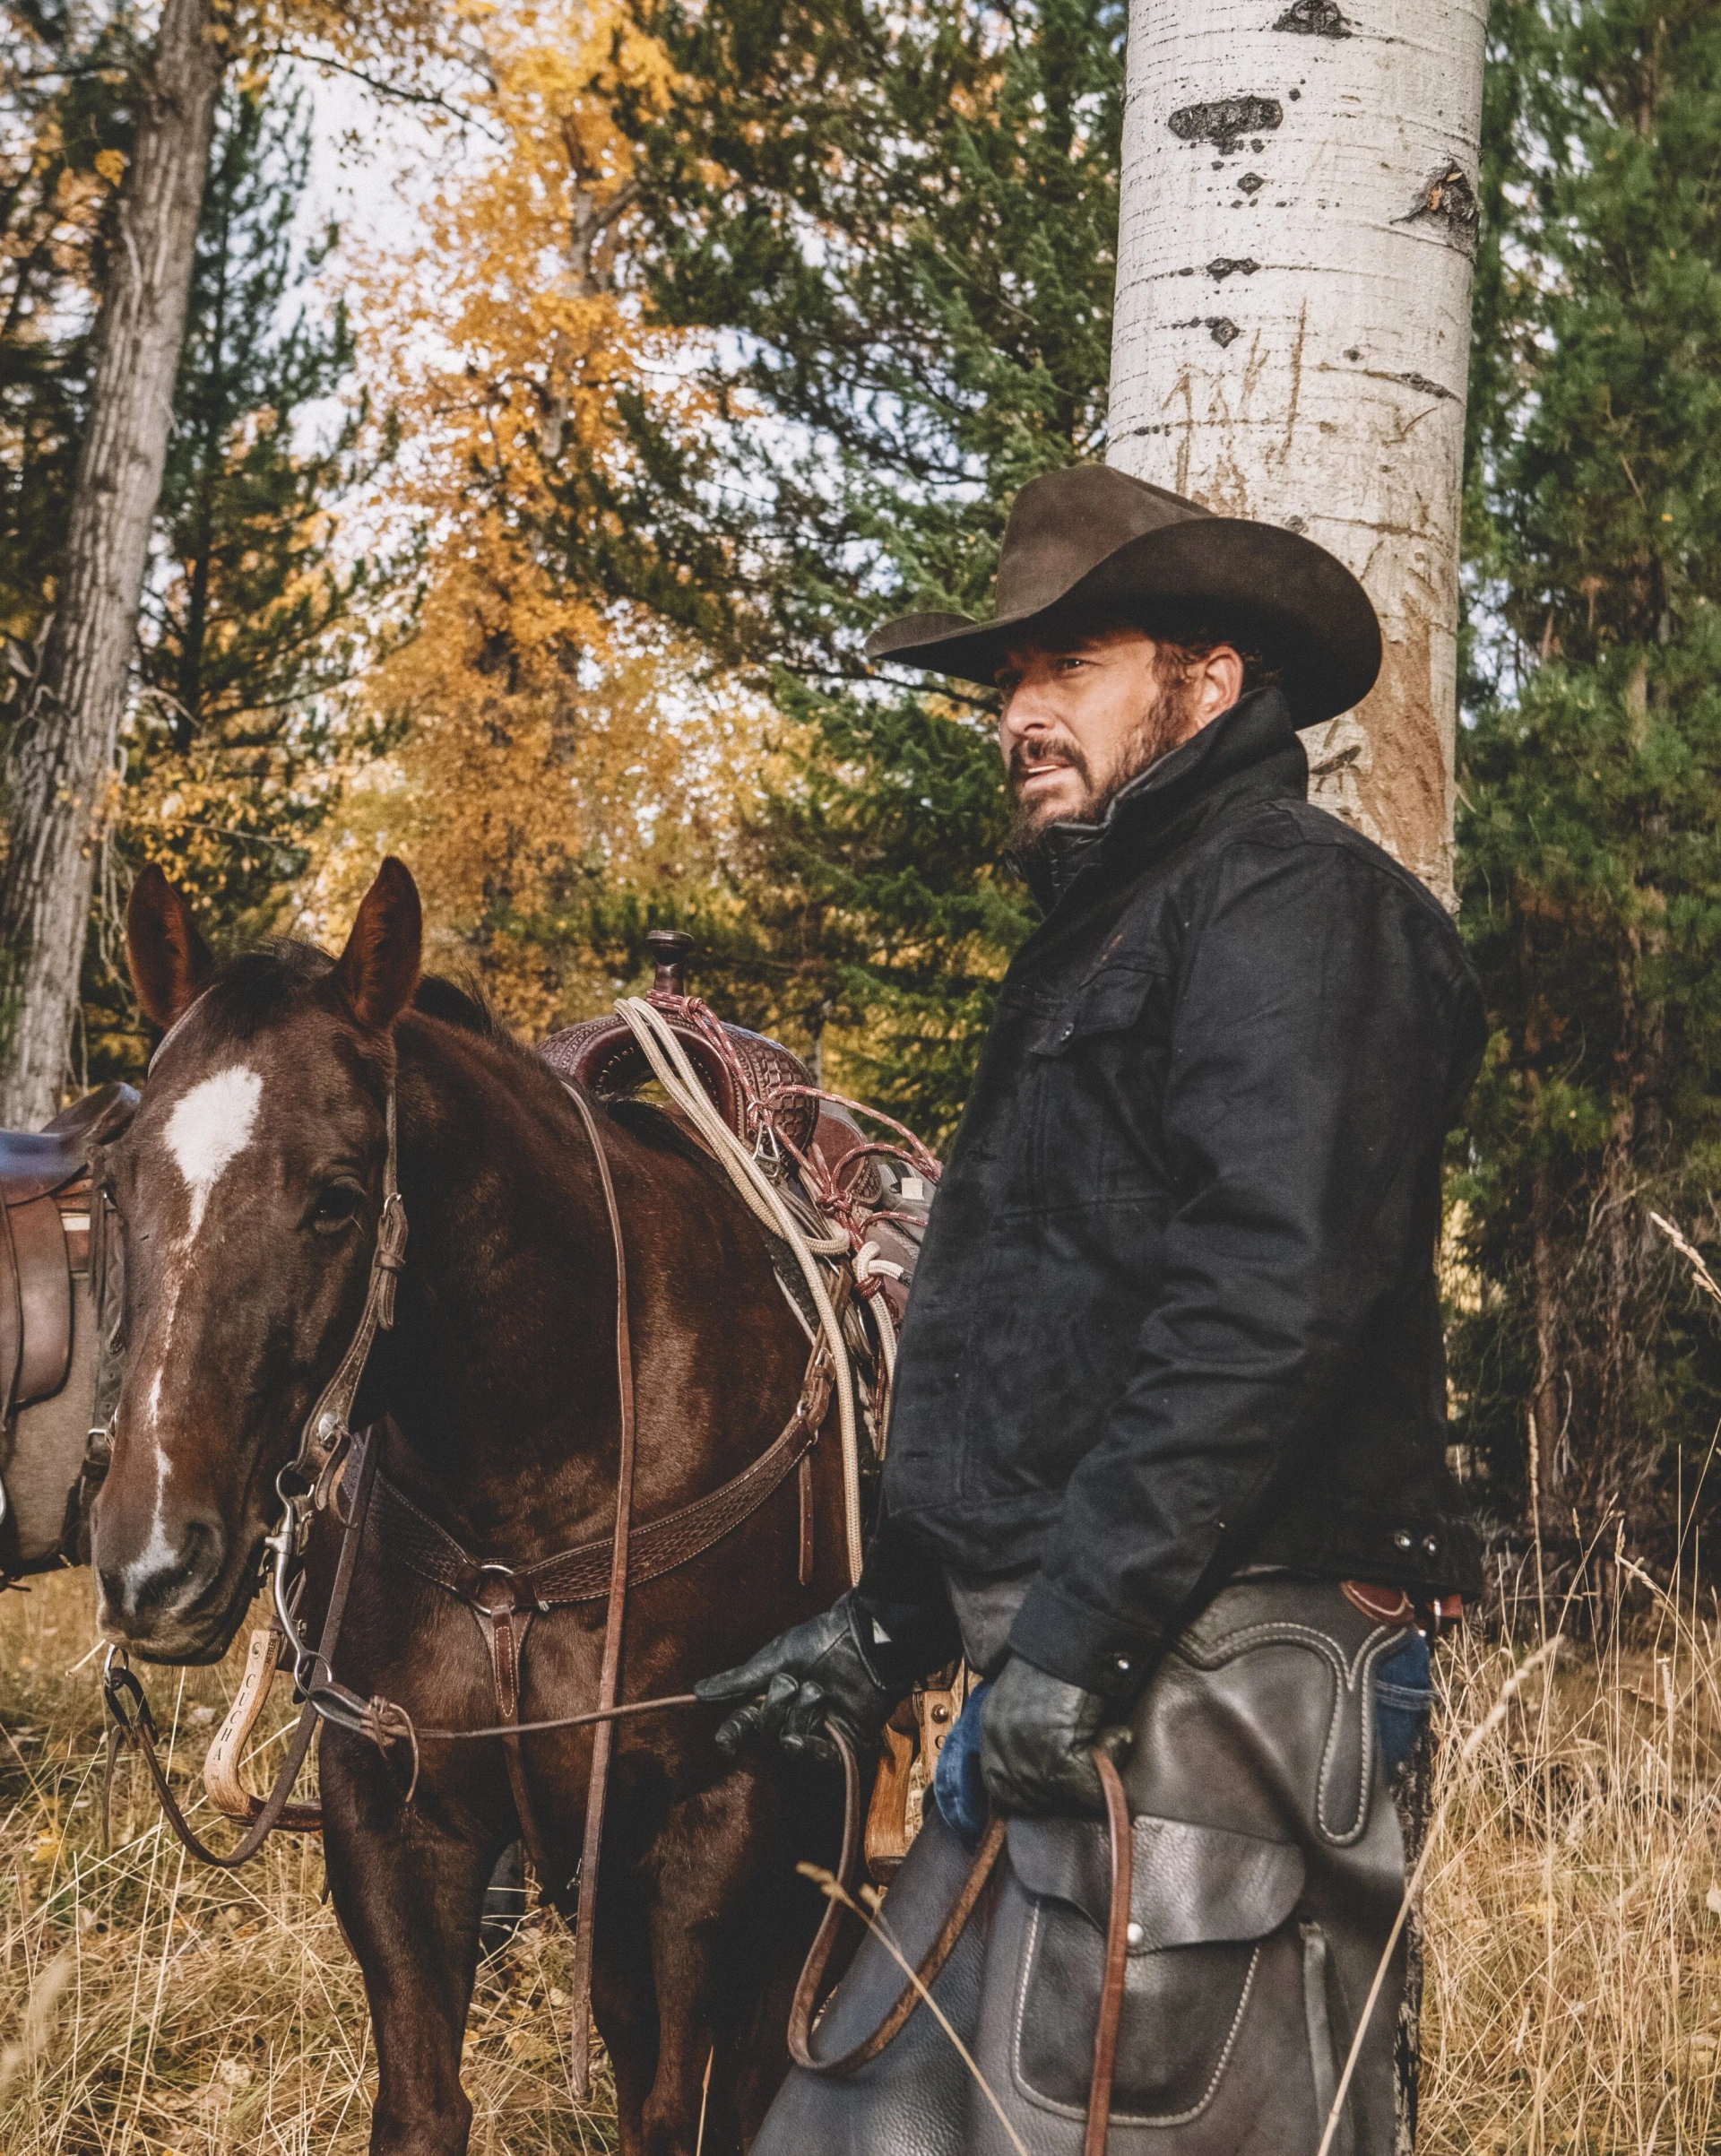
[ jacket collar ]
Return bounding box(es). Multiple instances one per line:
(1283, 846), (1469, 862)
(1022, 686), (1310, 911)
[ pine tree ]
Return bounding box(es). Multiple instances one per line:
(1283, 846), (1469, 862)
(605, 0), (1124, 1140)
(1452, 0), (1721, 1561)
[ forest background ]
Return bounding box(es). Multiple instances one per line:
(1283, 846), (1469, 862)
(2, 0), (1718, 1587)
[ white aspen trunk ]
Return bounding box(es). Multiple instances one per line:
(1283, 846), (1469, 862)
(1108, 0), (1487, 900)
(0, 0), (223, 1127)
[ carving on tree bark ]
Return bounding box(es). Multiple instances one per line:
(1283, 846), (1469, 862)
(0, 0), (224, 1126)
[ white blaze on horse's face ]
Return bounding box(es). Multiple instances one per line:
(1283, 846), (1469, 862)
(103, 1063), (263, 1632)
(163, 1066), (264, 1242)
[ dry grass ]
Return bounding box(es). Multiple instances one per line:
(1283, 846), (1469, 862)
(1421, 1570), (1721, 2153)
(0, 1569), (617, 2153)
(5, 1563), (1721, 2152)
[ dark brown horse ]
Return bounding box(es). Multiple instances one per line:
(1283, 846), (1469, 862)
(91, 859), (851, 2154)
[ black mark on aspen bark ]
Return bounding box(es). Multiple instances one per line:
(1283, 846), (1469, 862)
(1398, 161), (1480, 250)
(1345, 346), (1362, 359)
(1206, 257), (1260, 280)
(1237, 172), (1267, 195)
(1397, 371), (1457, 400)
(1274, 0), (1351, 35)
(1168, 97), (1283, 154)
(1174, 316), (1242, 346)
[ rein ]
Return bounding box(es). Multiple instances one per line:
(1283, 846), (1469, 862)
(102, 1428), (385, 1865)
(782, 1733), (1131, 2155)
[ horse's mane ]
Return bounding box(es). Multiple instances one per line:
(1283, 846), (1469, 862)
(409, 973), (505, 1037)
(190, 940), (510, 1048)
(187, 946), (697, 1150)
(193, 940), (336, 1042)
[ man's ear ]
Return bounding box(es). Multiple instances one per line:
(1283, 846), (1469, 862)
(126, 865), (215, 1028)
(331, 858), (422, 1032)
(1193, 645), (1246, 728)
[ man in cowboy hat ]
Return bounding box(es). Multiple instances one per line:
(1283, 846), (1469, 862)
(700, 465), (1485, 2153)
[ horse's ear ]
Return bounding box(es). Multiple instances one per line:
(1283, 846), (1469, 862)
(126, 864), (214, 1028)
(332, 858), (421, 1032)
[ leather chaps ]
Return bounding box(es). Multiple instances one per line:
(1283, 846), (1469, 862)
(754, 1579), (1415, 2156)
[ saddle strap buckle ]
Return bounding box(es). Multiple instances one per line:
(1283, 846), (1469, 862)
(468, 1561), (532, 1618)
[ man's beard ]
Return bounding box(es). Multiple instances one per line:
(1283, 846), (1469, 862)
(1007, 676), (1197, 865)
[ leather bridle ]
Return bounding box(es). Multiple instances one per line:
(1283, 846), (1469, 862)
(101, 1052), (415, 1857)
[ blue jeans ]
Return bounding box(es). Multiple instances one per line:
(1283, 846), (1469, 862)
(933, 1631), (1434, 1847)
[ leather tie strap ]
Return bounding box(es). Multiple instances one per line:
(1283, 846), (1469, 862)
(787, 1728), (1007, 2078)
(560, 1080), (636, 2102)
(1085, 1746), (1133, 2156)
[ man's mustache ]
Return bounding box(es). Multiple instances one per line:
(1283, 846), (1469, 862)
(1008, 737), (1091, 792)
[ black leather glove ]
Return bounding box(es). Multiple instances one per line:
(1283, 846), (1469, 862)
(979, 1653), (1133, 1817)
(695, 1591), (910, 1766)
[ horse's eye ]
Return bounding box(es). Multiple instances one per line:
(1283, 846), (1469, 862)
(307, 1182), (363, 1234)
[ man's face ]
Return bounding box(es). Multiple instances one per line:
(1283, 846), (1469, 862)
(996, 627), (1241, 851)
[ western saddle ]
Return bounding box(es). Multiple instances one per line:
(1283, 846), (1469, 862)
(541, 930), (825, 1149)
(0, 1087), (134, 1433)
(540, 931), (923, 1333)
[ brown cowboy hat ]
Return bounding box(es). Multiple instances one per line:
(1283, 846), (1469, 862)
(864, 464), (1381, 726)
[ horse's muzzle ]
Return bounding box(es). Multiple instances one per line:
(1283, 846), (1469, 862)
(96, 1510), (238, 1662)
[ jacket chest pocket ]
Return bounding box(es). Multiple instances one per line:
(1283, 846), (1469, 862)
(1021, 962), (1165, 1208)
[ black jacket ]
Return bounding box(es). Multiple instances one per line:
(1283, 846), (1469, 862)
(860, 688), (1487, 1699)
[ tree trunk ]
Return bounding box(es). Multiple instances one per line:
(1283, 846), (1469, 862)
(1107, 0), (1487, 898)
(0, 0), (223, 1127)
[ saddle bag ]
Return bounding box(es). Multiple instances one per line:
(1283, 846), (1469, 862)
(757, 1579), (1412, 2156)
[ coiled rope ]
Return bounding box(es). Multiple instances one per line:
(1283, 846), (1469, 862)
(610, 996), (868, 1583)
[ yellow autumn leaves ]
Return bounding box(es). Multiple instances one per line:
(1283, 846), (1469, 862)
(306, 0), (765, 1028)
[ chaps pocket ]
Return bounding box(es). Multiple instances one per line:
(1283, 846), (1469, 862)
(1006, 1814), (1306, 2126)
